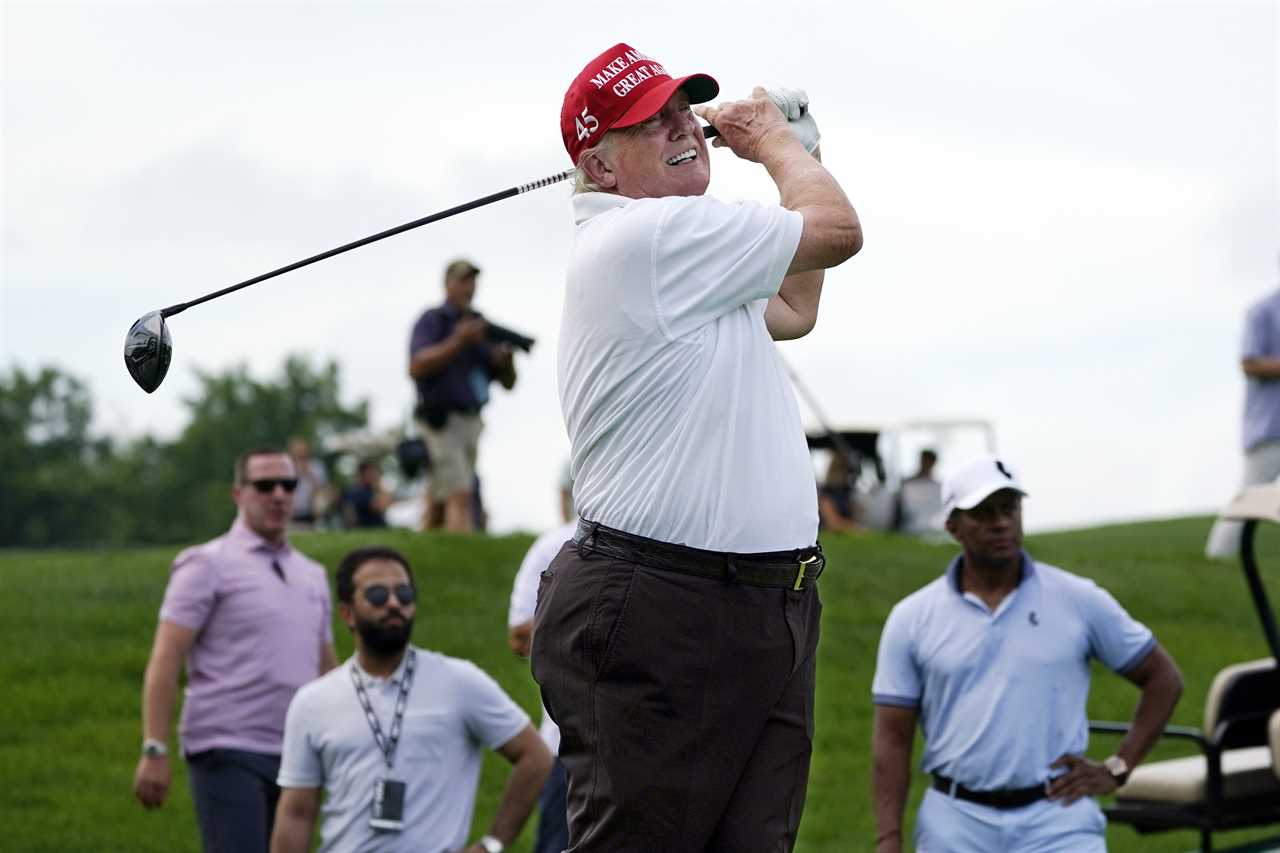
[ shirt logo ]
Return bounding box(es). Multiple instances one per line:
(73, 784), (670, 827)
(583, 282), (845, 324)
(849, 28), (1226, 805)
(1029, 611), (1039, 626)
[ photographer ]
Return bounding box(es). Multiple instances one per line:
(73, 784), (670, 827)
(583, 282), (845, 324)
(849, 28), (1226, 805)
(408, 259), (518, 533)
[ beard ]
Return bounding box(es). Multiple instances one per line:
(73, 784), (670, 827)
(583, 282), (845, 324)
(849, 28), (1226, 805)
(355, 613), (414, 656)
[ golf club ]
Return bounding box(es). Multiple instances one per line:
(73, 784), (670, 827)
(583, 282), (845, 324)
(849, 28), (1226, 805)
(123, 125), (722, 394)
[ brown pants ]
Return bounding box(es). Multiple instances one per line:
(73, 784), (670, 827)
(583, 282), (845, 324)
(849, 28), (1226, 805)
(531, 540), (822, 853)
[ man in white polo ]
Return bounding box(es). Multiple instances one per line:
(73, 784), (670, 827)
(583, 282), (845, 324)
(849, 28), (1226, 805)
(870, 456), (1184, 852)
(531, 42), (861, 852)
(272, 546), (552, 853)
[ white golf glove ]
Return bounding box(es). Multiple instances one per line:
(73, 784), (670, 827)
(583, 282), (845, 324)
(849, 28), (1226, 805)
(766, 87), (821, 154)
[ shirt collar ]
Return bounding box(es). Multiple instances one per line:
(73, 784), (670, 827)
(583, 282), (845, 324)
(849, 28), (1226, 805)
(572, 191), (634, 225)
(946, 550), (1035, 595)
(229, 516), (292, 558)
(351, 646), (415, 687)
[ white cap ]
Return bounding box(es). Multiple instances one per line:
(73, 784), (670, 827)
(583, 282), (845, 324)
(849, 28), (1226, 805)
(940, 455), (1029, 517)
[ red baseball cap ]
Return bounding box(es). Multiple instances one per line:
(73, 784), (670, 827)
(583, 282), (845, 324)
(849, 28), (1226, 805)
(561, 43), (719, 165)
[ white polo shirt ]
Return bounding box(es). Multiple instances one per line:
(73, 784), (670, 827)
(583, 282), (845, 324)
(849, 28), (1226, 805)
(277, 648), (530, 853)
(508, 519), (576, 754)
(558, 191), (813, 552)
(871, 554), (1156, 791)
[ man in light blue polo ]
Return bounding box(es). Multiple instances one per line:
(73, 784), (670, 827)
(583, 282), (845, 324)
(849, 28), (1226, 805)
(1207, 283), (1280, 558)
(870, 456), (1183, 853)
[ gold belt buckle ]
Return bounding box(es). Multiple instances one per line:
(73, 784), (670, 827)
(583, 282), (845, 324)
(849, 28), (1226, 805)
(794, 555), (820, 590)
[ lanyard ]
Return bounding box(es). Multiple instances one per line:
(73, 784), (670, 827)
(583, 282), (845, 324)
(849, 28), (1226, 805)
(350, 649), (416, 772)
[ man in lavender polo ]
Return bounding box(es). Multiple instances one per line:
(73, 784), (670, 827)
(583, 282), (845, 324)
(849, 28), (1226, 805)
(133, 447), (339, 853)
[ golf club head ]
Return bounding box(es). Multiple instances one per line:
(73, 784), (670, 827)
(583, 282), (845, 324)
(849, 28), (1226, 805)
(123, 310), (173, 393)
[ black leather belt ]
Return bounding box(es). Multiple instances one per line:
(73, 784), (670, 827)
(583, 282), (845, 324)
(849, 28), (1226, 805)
(932, 774), (1047, 810)
(573, 519), (824, 591)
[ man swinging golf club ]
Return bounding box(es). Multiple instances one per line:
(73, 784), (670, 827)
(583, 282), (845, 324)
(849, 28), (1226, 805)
(530, 42), (861, 852)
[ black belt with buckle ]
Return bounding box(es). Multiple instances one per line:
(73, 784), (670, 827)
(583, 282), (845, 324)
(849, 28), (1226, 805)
(573, 519), (824, 590)
(932, 774), (1048, 810)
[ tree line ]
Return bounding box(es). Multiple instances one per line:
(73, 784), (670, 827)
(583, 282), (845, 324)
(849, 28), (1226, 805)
(0, 357), (368, 547)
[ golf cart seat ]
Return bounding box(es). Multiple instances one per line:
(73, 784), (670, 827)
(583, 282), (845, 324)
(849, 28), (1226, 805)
(1106, 658), (1279, 803)
(1089, 485), (1280, 852)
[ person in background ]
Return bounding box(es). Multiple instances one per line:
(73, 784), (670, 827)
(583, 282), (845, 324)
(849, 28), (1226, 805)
(508, 471), (577, 853)
(871, 455), (1182, 852)
(409, 258), (517, 533)
(287, 437), (330, 528)
(272, 546), (552, 853)
(1207, 277), (1280, 558)
(133, 447), (338, 853)
(893, 448), (943, 535)
(341, 460), (392, 529)
(818, 451), (863, 533)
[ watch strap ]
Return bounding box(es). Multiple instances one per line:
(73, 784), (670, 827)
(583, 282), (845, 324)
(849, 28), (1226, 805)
(142, 738), (168, 758)
(478, 836), (505, 853)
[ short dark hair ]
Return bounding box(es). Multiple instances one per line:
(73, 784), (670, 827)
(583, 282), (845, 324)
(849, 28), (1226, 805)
(336, 546), (415, 604)
(233, 446), (290, 485)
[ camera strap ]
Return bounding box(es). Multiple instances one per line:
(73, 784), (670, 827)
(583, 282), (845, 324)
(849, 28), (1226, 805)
(350, 648), (416, 773)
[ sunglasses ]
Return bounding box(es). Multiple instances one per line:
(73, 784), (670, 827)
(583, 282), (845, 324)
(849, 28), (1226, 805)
(249, 478), (299, 494)
(363, 583), (416, 607)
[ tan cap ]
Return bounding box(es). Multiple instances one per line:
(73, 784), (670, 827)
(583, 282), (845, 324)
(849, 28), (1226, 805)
(444, 258), (481, 281)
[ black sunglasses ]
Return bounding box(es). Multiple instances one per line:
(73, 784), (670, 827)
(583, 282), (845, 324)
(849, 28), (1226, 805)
(249, 478), (299, 494)
(363, 583), (416, 607)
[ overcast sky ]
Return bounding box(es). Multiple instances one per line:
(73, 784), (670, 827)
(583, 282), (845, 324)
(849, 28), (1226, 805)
(3, 1), (1277, 535)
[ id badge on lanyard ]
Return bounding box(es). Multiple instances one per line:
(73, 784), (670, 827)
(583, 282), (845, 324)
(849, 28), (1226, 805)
(351, 649), (416, 833)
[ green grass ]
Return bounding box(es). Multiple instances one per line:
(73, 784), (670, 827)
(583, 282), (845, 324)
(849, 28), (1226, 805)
(1, 518), (1278, 852)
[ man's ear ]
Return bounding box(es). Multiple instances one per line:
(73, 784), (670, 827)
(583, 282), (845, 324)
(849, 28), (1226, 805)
(581, 150), (617, 189)
(338, 601), (355, 631)
(944, 512), (959, 539)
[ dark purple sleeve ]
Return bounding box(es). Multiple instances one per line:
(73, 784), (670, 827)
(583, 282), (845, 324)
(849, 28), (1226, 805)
(409, 310), (446, 356)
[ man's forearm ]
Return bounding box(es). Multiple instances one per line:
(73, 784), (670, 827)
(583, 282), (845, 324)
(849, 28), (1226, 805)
(269, 812), (315, 853)
(871, 747), (911, 851)
(141, 653), (181, 741)
(1243, 357), (1280, 379)
(409, 335), (466, 381)
(484, 752), (552, 845)
(760, 137), (860, 270)
(1118, 667), (1183, 767)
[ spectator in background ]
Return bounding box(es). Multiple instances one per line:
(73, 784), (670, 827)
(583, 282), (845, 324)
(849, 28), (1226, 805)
(287, 437), (330, 528)
(894, 449), (943, 535)
(133, 447), (338, 853)
(341, 460), (391, 529)
(818, 451), (863, 533)
(507, 470), (576, 853)
(871, 455), (1182, 852)
(409, 258), (517, 533)
(271, 546), (552, 853)
(1207, 281), (1280, 558)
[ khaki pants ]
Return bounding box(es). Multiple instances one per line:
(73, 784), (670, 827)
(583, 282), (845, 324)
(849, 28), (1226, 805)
(419, 412), (483, 500)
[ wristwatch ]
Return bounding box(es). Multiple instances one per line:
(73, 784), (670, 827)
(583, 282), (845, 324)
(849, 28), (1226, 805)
(141, 738), (168, 759)
(478, 836), (505, 853)
(1103, 754), (1131, 786)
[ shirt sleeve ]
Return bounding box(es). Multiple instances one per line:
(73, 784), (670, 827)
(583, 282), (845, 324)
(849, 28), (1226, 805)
(410, 310), (446, 355)
(158, 547), (216, 631)
(276, 684), (325, 788)
(652, 197), (804, 340)
(457, 661), (531, 750)
(509, 531), (564, 627)
(1079, 581), (1156, 674)
(1242, 301), (1273, 359)
(871, 603), (922, 708)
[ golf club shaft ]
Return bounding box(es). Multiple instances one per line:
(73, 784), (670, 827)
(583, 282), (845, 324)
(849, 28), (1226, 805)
(779, 354), (859, 463)
(160, 125), (723, 319)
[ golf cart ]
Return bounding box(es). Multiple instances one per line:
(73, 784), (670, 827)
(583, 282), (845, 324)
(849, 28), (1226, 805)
(805, 419), (997, 534)
(1089, 484), (1280, 853)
